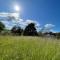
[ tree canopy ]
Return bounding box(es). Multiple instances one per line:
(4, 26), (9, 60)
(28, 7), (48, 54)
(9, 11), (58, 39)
(0, 22), (5, 32)
(23, 23), (38, 36)
(11, 26), (23, 35)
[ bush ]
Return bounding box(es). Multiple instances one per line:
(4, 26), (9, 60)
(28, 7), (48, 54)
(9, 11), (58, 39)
(11, 26), (23, 35)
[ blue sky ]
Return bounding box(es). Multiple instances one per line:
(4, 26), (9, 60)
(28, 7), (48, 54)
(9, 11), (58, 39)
(0, 0), (60, 32)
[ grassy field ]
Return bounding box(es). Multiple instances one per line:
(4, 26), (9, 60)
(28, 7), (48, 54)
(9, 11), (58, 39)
(0, 36), (60, 60)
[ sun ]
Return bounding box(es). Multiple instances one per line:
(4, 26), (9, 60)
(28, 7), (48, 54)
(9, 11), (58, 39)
(14, 4), (20, 12)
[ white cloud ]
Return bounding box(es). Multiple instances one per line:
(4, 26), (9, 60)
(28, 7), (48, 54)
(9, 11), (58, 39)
(25, 20), (40, 27)
(42, 24), (55, 32)
(0, 12), (19, 20)
(44, 24), (55, 29)
(14, 19), (40, 30)
(0, 12), (55, 32)
(0, 12), (8, 17)
(0, 12), (40, 31)
(25, 20), (35, 24)
(1, 18), (40, 30)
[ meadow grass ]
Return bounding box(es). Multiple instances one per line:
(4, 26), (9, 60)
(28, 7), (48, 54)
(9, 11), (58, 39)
(0, 36), (60, 60)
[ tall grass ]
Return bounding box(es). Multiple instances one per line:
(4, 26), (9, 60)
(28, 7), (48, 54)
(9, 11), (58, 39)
(0, 36), (60, 60)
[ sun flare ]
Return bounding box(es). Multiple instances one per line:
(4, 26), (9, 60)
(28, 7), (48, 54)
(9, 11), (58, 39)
(14, 4), (20, 12)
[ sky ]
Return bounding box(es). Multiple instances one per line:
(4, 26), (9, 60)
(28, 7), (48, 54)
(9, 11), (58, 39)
(0, 0), (60, 32)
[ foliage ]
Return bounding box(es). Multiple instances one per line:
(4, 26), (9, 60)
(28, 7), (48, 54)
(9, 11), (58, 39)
(23, 23), (38, 36)
(0, 36), (60, 60)
(56, 32), (60, 39)
(11, 26), (23, 35)
(38, 31), (43, 36)
(0, 22), (5, 32)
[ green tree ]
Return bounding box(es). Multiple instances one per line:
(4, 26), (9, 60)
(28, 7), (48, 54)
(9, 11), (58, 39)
(0, 22), (5, 32)
(56, 32), (60, 39)
(23, 23), (38, 36)
(11, 26), (23, 35)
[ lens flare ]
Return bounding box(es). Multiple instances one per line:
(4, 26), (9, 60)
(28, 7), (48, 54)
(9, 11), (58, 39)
(14, 5), (20, 12)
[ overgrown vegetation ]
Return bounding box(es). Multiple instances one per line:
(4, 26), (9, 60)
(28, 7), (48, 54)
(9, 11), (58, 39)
(0, 36), (60, 60)
(0, 21), (60, 60)
(0, 21), (60, 38)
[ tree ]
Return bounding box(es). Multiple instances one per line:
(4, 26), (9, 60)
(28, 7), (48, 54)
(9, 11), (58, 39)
(0, 22), (5, 32)
(38, 31), (43, 36)
(11, 26), (23, 35)
(56, 32), (60, 39)
(23, 23), (38, 36)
